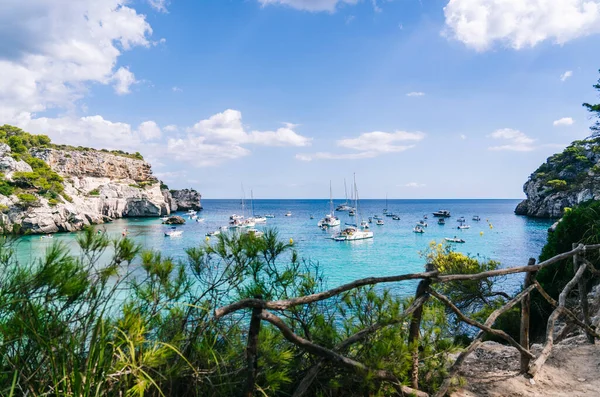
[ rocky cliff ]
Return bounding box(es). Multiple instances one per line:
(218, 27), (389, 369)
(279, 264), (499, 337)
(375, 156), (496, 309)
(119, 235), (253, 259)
(515, 137), (600, 218)
(0, 134), (201, 233)
(170, 189), (202, 211)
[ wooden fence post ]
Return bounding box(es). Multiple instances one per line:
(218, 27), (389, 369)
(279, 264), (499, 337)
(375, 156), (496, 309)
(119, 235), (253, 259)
(575, 244), (595, 344)
(519, 257), (537, 373)
(243, 295), (263, 397)
(408, 263), (435, 389)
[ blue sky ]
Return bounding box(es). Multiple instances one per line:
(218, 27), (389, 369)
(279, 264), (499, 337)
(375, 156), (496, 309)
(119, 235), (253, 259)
(2, 0), (600, 198)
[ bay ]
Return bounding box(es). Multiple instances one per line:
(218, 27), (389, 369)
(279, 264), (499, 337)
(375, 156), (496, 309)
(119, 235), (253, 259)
(14, 199), (553, 295)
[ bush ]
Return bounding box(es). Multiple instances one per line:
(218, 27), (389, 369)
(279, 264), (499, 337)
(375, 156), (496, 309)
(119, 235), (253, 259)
(88, 188), (100, 196)
(0, 180), (14, 196)
(17, 193), (39, 208)
(48, 198), (59, 207)
(546, 179), (567, 190)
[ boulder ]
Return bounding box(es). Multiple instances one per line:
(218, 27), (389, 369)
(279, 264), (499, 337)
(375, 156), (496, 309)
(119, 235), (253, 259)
(164, 216), (185, 225)
(171, 188), (202, 211)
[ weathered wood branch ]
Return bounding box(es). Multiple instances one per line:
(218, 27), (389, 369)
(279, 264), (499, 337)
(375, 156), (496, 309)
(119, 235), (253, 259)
(533, 280), (600, 340)
(434, 284), (536, 397)
(292, 294), (430, 397)
(409, 264), (435, 389)
(528, 250), (587, 378)
(243, 295), (263, 397)
(259, 310), (429, 397)
(520, 258), (537, 373)
(429, 289), (533, 359)
(575, 247), (594, 344)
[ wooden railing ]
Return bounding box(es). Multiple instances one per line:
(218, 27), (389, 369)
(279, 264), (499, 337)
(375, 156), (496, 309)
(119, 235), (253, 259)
(215, 243), (600, 397)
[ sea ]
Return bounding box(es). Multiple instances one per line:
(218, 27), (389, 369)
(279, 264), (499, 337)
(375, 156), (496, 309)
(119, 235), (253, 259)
(14, 199), (553, 296)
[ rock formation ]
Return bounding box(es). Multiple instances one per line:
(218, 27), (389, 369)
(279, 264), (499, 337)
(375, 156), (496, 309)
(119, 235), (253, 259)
(515, 137), (600, 218)
(170, 189), (202, 211)
(0, 145), (200, 234)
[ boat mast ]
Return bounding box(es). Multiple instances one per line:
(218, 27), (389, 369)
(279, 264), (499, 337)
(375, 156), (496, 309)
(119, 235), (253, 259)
(329, 180), (334, 215)
(251, 189), (255, 216)
(344, 178), (348, 205)
(354, 173), (360, 222)
(241, 183), (245, 218)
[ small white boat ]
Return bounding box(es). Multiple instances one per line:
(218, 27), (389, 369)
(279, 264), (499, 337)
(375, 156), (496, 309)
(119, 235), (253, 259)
(206, 230), (220, 237)
(445, 237), (465, 243)
(472, 216), (481, 221)
(246, 228), (264, 238)
(438, 218), (445, 225)
(41, 234), (54, 239)
(160, 216), (169, 221)
(413, 225), (425, 234)
(264, 214), (275, 218)
(457, 217), (466, 223)
(418, 220), (428, 227)
(360, 220), (369, 229)
(457, 225), (470, 229)
(318, 214), (340, 228)
(348, 210), (356, 217)
(433, 210), (451, 218)
(187, 210), (197, 215)
(392, 215), (400, 221)
(285, 211), (292, 217)
(332, 227), (373, 241)
(195, 218), (205, 223)
(165, 230), (183, 237)
(190, 214), (198, 220)
(250, 216), (267, 224)
(376, 219), (384, 225)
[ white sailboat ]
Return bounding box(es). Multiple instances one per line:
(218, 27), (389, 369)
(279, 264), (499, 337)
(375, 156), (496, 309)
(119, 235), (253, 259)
(333, 174), (373, 241)
(249, 190), (267, 224)
(229, 185), (255, 229)
(335, 178), (353, 211)
(318, 181), (341, 228)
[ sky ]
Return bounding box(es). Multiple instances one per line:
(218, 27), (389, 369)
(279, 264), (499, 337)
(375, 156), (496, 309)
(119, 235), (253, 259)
(2, 0), (600, 199)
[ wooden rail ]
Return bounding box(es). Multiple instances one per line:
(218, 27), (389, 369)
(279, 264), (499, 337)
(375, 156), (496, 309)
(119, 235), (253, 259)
(215, 243), (600, 397)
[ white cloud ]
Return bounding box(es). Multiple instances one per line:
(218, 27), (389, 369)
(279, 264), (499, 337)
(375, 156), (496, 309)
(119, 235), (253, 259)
(0, 0), (153, 121)
(169, 109), (311, 166)
(371, 0), (382, 12)
(345, 15), (356, 24)
(257, 0), (358, 12)
(460, 134), (467, 140)
(553, 117), (575, 126)
(164, 124), (179, 132)
(488, 128), (536, 151)
(137, 121), (162, 141)
(148, 0), (169, 12)
(561, 70), (574, 81)
(406, 92), (425, 97)
(404, 182), (426, 188)
(297, 130), (424, 161)
(112, 67), (137, 95)
(172, 86), (183, 92)
(444, 0), (600, 51)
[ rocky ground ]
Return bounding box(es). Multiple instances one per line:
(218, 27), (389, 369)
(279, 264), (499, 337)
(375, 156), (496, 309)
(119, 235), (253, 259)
(452, 338), (600, 397)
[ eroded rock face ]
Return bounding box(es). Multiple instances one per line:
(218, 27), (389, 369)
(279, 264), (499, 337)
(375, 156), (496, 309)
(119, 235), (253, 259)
(0, 146), (199, 234)
(515, 138), (600, 218)
(170, 189), (202, 211)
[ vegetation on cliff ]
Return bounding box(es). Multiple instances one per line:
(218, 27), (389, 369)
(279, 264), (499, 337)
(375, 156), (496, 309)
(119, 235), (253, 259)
(0, 228), (507, 396)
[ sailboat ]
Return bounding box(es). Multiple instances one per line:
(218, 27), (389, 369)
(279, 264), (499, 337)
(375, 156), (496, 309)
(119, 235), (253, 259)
(335, 178), (353, 211)
(332, 174), (373, 241)
(229, 185), (255, 229)
(249, 190), (266, 224)
(318, 181), (341, 228)
(383, 194), (388, 214)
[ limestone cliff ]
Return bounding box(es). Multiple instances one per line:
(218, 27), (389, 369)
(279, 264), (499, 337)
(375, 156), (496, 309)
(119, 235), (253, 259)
(0, 143), (200, 234)
(170, 189), (202, 211)
(515, 137), (600, 218)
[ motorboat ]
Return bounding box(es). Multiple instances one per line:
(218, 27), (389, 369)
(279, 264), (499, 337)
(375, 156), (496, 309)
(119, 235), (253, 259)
(385, 213), (394, 218)
(438, 218), (445, 225)
(186, 210), (197, 216)
(376, 219), (384, 225)
(160, 216), (169, 222)
(413, 225), (425, 233)
(165, 230), (183, 237)
(423, 215), (428, 219)
(285, 211), (292, 217)
(195, 218), (205, 223)
(348, 210), (356, 217)
(206, 230), (220, 237)
(368, 217), (373, 223)
(392, 215), (400, 220)
(445, 237), (465, 243)
(457, 225), (470, 230)
(318, 214), (341, 228)
(246, 228), (264, 238)
(457, 217), (466, 223)
(310, 215), (314, 219)
(265, 214), (275, 218)
(418, 220), (428, 227)
(472, 215), (481, 221)
(360, 220), (369, 229)
(332, 226), (373, 241)
(318, 181), (341, 228)
(230, 218), (256, 229)
(41, 234), (53, 239)
(373, 215), (381, 220)
(432, 210), (451, 218)
(251, 216), (267, 224)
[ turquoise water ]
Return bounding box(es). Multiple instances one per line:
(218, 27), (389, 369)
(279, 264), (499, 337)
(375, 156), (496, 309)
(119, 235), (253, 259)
(14, 199), (552, 295)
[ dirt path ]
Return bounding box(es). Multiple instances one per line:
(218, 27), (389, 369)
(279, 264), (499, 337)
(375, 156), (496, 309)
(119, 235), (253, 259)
(451, 338), (600, 397)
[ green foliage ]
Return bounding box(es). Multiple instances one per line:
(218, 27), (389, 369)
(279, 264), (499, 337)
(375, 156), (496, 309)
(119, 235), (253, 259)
(88, 188), (100, 196)
(582, 69), (600, 135)
(16, 192), (39, 208)
(160, 181), (169, 190)
(546, 179), (567, 190)
(0, 229), (468, 396)
(0, 179), (14, 196)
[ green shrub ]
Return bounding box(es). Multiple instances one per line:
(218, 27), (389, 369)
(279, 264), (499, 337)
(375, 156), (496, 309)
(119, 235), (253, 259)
(0, 180), (14, 196)
(62, 193), (73, 203)
(0, 204), (8, 213)
(88, 188), (100, 196)
(546, 179), (567, 190)
(48, 198), (59, 207)
(17, 193), (39, 208)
